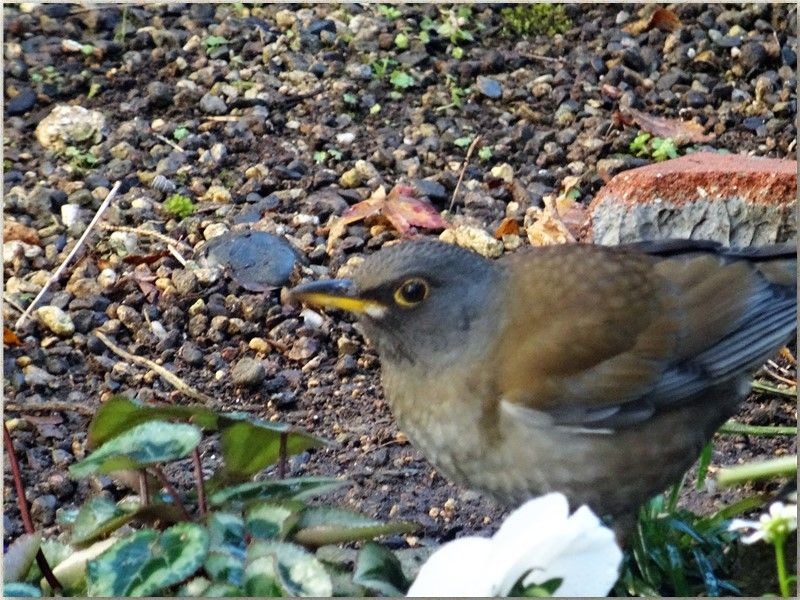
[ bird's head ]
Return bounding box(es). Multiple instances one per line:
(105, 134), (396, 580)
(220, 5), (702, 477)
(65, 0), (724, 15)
(289, 241), (501, 366)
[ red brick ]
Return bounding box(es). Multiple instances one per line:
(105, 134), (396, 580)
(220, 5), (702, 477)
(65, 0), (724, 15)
(584, 152), (797, 246)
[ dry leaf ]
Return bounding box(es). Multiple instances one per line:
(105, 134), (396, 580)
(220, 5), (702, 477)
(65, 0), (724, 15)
(623, 7), (681, 35)
(4, 221), (41, 245)
(623, 107), (714, 144)
(494, 217), (520, 239)
(525, 206), (575, 246)
(648, 8), (681, 31)
(327, 185), (448, 251)
(4, 328), (23, 346)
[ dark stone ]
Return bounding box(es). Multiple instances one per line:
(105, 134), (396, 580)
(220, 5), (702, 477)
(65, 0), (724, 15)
(178, 342), (204, 366)
(6, 87), (36, 115)
(740, 42), (768, 70)
(684, 90), (707, 108)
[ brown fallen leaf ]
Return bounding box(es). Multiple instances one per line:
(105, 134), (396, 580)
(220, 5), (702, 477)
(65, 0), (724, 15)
(525, 206), (575, 246)
(494, 217), (520, 239)
(623, 107), (714, 145)
(4, 221), (41, 245)
(327, 185), (448, 251)
(4, 328), (23, 346)
(623, 7), (681, 35)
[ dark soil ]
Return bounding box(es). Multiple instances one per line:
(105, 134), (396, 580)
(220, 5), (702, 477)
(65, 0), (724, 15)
(3, 1), (796, 579)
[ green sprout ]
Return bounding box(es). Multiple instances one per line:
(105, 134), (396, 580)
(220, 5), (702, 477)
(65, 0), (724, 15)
(173, 127), (190, 141)
(376, 4), (402, 20)
(630, 132), (679, 162)
(163, 193), (196, 219)
(478, 146), (493, 161)
(501, 4), (573, 36)
(389, 70), (414, 90)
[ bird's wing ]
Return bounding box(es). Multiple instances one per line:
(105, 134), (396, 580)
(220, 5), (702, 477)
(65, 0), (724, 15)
(492, 243), (796, 430)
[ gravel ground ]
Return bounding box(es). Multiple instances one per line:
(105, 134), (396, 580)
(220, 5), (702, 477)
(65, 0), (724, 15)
(3, 1), (796, 568)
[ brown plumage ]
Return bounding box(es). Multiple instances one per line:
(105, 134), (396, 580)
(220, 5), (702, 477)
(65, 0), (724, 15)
(290, 240), (797, 520)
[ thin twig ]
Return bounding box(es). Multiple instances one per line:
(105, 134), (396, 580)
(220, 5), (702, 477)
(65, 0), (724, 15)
(153, 132), (185, 153)
(521, 52), (564, 65)
(4, 422), (63, 592)
(15, 181), (122, 330)
(5, 402), (96, 416)
(167, 244), (188, 267)
(94, 331), (215, 404)
(448, 135), (481, 211)
(151, 466), (192, 521)
(763, 366), (797, 387)
(139, 471), (150, 507)
(97, 223), (194, 252)
(3, 293), (27, 314)
(191, 448), (207, 516)
(202, 115), (241, 122)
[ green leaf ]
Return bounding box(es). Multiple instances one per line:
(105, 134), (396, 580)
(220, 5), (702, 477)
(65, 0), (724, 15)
(209, 476), (345, 507)
(246, 541), (332, 596)
(204, 512), (245, 586)
(87, 396), (217, 448)
(218, 416), (325, 479)
(246, 501), (301, 541)
(694, 441), (713, 491)
(394, 32), (409, 49)
(353, 542), (409, 596)
(3, 533), (42, 583)
(243, 555), (282, 596)
(69, 497), (136, 545)
(342, 92), (357, 105)
(204, 35), (228, 49)
(173, 127), (190, 141)
(45, 537), (117, 595)
(454, 136), (474, 148)
(389, 70), (414, 89)
(4, 583), (42, 597)
(71, 421), (202, 478)
(313, 150), (328, 163)
(292, 507), (417, 547)
(87, 524), (208, 596)
(369, 103), (382, 115)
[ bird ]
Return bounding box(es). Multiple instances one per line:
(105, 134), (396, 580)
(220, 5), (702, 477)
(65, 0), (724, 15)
(289, 239), (797, 522)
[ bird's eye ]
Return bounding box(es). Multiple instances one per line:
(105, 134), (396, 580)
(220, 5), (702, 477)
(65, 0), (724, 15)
(394, 278), (429, 307)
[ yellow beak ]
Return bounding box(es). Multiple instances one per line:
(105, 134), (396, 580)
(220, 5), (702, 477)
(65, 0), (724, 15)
(289, 279), (386, 316)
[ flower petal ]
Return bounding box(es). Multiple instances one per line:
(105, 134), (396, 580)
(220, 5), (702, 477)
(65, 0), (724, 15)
(521, 507), (623, 597)
(407, 537), (495, 597)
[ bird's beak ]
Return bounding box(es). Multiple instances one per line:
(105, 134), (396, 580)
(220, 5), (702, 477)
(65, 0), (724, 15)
(289, 279), (387, 318)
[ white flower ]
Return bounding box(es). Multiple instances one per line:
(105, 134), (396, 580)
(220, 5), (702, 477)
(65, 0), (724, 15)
(407, 493), (623, 597)
(728, 501), (798, 544)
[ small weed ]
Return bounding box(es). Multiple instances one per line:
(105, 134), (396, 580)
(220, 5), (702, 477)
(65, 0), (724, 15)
(63, 146), (99, 169)
(630, 132), (679, 162)
(163, 193), (196, 219)
(370, 57), (397, 79)
(114, 6), (128, 44)
(376, 4), (402, 20)
(478, 146), (493, 161)
(369, 103), (381, 115)
(501, 4), (573, 36)
(389, 70), (415, 90)
(203, 35), (229, 52)
(173, 127), (190, 141)
(454, 135), (474, 148)
(394, 31), (409, 49)
(342, 92), (358, 106)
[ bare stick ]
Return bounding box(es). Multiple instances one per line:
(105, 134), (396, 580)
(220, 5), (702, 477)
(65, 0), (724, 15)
(3, 294), (27, 314)
(154, 132), (185, 153)
(97, 223), (193, 252)
(15, 181), (122, 330)
(151, 466), (192, 521)
(5, 401), (95, 416)
(4, 422), (63, 592)
(191, 448), (208, 516)
(167, 244), (188, 267)
(449, 135), (481, 211)
(139, 471), (150, 507)
(93, 331), (215, 404)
